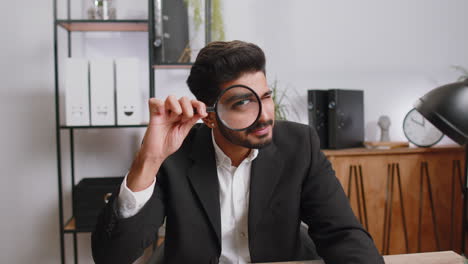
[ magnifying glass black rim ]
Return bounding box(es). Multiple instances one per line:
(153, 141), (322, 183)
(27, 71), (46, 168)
(213, 84), (262, 131)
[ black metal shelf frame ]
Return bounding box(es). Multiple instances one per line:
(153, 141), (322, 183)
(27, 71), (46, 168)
(53, 0), (211, 263)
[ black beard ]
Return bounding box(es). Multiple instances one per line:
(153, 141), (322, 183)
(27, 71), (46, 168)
(246, 120), (274, 134)
(218, 120), (274, 149)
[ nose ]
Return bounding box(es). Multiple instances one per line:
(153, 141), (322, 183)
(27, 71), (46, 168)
(257, 100), (273, 123)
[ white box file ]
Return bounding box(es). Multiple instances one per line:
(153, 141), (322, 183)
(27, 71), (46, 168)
(65, 58), (90, 126)
(115, 58), (143, 125)
(89, 59), (115, 125)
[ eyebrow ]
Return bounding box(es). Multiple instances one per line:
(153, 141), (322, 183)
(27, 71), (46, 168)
(263, 90), (273, 97)
(223, 92), (255, 105)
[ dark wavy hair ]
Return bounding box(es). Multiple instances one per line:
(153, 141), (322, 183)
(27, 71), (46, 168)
(186, 40), (266, 106)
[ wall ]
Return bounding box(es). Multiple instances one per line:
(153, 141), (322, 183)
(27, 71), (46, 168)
(222, 0), (468, 143)
(1, 0), (467, 263)
(0, 0), (58, 263)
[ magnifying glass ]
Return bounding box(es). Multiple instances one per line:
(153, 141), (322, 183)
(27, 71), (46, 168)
(206, 84), (262, 131)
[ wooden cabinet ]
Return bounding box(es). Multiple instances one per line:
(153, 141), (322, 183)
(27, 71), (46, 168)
(323, 146), (466, 255)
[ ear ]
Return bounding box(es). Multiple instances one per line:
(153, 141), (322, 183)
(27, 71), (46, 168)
(202, 112), (217, 128)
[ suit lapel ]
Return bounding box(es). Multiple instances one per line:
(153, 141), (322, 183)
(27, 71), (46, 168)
(186, 125), (285, 251)
(187, 125), (222, 246)
(248, 141), (284, 245)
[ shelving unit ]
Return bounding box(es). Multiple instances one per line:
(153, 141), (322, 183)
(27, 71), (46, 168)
(53, 0), (212, 263)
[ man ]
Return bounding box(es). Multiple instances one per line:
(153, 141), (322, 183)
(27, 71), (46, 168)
(92, 40), (383, 264)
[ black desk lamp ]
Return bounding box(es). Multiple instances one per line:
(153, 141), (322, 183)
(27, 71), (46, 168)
(414, 79), (468, 255)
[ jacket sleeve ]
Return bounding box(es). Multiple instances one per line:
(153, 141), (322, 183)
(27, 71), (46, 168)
(300, 127), (384, 264)
(91, 170), (167, 264)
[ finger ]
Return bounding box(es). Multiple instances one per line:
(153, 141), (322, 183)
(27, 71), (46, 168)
(181, 110), (206, 135)
(165, 95), (182, 116)
(179, 96), (194, 120)
(191, 100), (207, 117)
(149, 98), (165, 116)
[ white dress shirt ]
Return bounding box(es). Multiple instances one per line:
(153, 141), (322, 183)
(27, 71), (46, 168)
(118, 132), (258, 264)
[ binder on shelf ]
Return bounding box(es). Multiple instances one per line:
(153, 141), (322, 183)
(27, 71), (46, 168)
(90, 59), (115, 126)
(307, 90), (329, 149)
(154, 0), (190, 64)
(115, 58), (143, 125)
(65, 58), (90, 126)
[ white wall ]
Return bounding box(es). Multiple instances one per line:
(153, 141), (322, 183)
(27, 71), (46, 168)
(0, 0), (59, 262)
(223, 0), (468, 143)
(1, 0), (468, 263)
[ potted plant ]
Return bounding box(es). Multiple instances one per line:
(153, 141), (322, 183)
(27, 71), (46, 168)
(270, 79), (301, 121)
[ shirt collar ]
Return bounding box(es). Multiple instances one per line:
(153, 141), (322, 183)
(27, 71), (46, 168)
(211, 130), (258, 168)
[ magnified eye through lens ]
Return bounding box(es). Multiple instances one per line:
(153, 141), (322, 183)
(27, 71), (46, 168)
(216, 86), (261, 130)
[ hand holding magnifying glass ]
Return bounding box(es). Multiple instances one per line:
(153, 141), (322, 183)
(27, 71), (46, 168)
(127, 85), (261, 191)
(143, 84), (261, 162)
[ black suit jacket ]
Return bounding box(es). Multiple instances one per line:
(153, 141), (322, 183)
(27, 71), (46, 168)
(92, 121), (384, 264)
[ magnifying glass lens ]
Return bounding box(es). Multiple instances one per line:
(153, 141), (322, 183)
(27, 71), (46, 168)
(217, 86), (260, 130)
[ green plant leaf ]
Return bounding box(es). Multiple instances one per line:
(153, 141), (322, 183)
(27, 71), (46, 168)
(184, 0), (203, 31)
(451, 65), (468, 82)
(211, 0), (225, 41)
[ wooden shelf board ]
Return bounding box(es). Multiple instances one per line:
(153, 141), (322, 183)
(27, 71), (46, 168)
(363, 141), (409, 149)
(60, 124), (148, 129)
(63, 217), (93, 233)
(57, 20), (148, 32)
(64, 218), (74, 231)
(323, 144), (464, 157)
(64, 218), (77, 232)
(64, 217), (166, 246)
(153, 64), (192, 69)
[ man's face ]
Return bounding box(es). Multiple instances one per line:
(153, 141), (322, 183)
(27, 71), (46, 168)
(216, 71), (275, 149)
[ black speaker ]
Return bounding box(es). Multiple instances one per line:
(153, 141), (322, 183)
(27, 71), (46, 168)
(328, 89), (364, 149)
(308, 90), (329, 149)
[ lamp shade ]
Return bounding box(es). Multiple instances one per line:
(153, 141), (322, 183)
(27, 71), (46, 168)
(414, 79), (468, 145)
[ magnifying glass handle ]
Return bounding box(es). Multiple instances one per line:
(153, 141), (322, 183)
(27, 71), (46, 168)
(194, 106), (215, 114)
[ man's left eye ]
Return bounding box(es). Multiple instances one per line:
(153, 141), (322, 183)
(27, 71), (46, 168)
(233, 99), (251, 107)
